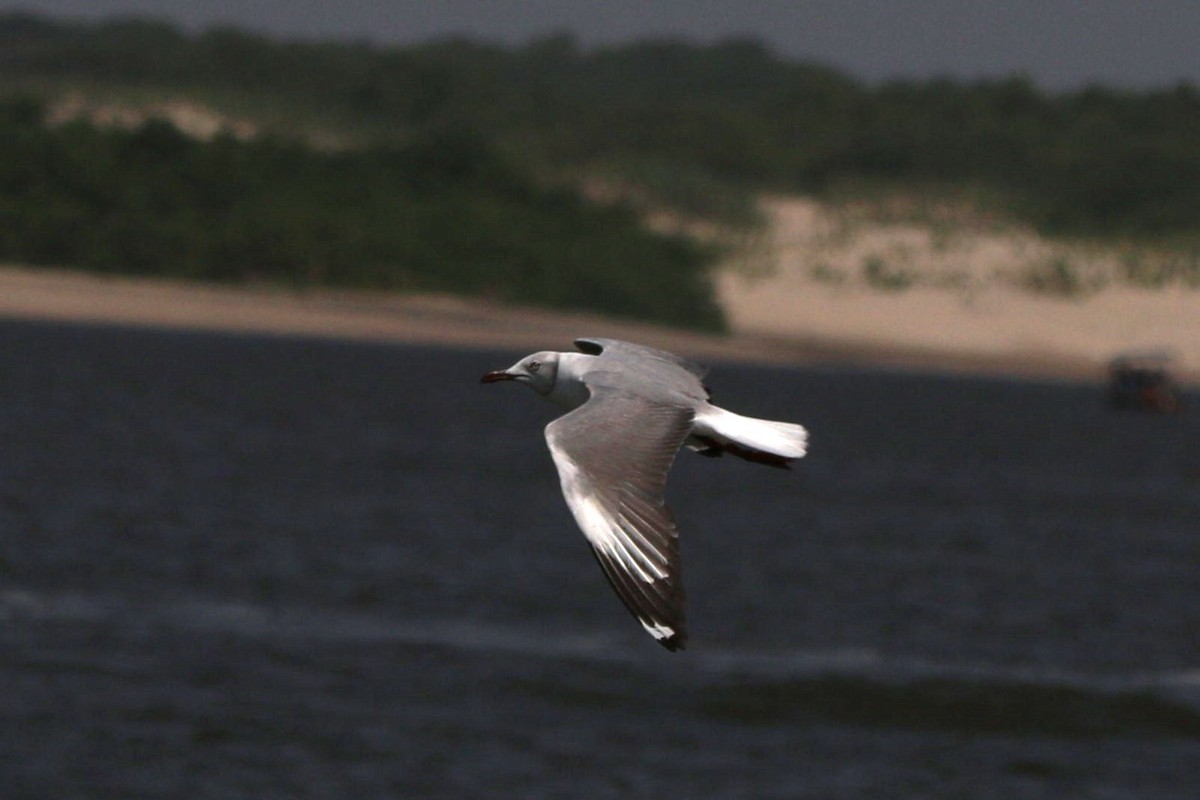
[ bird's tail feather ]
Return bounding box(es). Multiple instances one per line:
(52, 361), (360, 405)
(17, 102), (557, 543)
(689, 406), (808, 467)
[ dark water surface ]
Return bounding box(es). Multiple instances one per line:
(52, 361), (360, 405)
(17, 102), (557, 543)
(2, 319), (1198, 799)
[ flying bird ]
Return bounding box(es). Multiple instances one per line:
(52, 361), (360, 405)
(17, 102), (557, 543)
(481, 337), (808, 650)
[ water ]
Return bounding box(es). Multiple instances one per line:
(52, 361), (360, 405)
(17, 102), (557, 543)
(2, 318), (1198, 799)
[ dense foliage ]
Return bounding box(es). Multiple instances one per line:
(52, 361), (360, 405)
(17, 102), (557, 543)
(3, 13), (1198, 237)
(0, 97), (723, 330)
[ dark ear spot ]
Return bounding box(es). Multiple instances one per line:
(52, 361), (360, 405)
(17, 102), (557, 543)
(574, 339), (604, 355)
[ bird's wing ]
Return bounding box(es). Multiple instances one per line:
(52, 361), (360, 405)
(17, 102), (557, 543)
(574, 337), (709, 381)
(544, 386), (693, 650)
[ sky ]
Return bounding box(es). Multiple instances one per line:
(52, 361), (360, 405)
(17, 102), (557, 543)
(4, 0), (1200, 90)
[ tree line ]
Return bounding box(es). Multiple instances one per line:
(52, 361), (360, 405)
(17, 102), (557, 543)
(3, 13), (1197, 237)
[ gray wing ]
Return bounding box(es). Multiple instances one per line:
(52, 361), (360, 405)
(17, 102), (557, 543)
(574, 337), (709, 381)
(544, 386), (693, 651)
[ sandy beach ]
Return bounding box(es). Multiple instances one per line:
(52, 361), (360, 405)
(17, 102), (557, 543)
(0, 261), (1188, 386)
(2, 196), (1197, 385)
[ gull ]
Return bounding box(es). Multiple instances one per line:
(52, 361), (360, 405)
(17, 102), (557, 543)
(481, 337), (808, 651)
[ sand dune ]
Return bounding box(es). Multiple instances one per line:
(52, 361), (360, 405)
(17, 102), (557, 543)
(716, 197), (1200, 383)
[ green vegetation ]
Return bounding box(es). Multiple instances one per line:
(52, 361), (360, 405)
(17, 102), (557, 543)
(0, 96), (722, 329)
(1, 12), (1199, 325)
(1017, 256), (1090, 298)
(5, 15), (1198, 237)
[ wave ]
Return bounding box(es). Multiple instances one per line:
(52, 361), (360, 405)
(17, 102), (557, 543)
(7, 588), (1199, 739)
(0, 587), (640, 663)
(697, 671), (1200, 739)
(691, 648), (1200, 739)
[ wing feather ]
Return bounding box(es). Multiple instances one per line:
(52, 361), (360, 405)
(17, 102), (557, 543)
(545, 387), (692, 650)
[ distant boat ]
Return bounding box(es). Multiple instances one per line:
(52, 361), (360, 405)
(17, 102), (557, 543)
(1107, 352), (1181, 413)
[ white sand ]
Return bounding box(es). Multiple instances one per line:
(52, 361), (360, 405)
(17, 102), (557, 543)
(717, 197), (1200, 382)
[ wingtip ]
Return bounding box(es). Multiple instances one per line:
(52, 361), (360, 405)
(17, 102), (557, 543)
(659, 634), (687, 652)
(642, 619), (687, 651)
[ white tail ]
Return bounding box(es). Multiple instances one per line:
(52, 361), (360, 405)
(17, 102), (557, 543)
(690, 405), (808, 467)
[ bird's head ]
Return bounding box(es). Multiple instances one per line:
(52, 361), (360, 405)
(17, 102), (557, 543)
(481, 351), (559, 395)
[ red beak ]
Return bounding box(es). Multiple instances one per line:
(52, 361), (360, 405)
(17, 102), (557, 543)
(481, 370), (516, 383)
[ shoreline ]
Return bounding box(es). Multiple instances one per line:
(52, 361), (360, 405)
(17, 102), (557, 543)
(0, 264), (1164, 385)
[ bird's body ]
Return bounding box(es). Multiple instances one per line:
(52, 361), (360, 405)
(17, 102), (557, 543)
(482, 337), (808, 650)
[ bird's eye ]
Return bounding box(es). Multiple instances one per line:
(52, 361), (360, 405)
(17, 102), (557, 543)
(528, 360), (541, 373)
